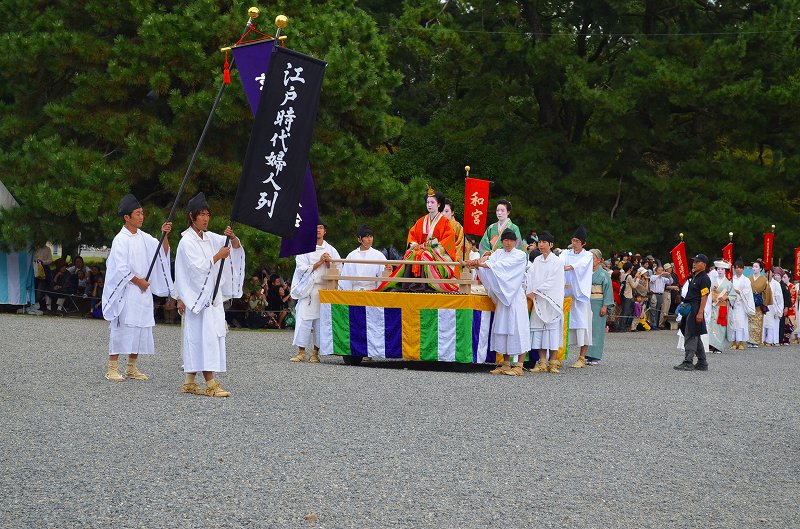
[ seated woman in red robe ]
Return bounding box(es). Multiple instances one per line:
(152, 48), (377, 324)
(377, 187), (458, 292)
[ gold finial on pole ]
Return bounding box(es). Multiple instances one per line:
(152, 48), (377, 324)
(729, 231), (734, 241)
(679, 232), (684, 241)
(274, 14), (288, 41)
(771, 224), (776, 232)
(464, 165), (471, 177)
(248, 7), (260, 20)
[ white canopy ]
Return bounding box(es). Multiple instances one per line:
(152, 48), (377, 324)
(0, 180), (19, 210)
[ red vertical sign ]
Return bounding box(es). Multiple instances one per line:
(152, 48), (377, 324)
(794, 247), (800, 281)
(722, 242), (733, 280)
(671, 242), (690, 285)
(763, 233), (774, 271)
(463, 178), (490, 236)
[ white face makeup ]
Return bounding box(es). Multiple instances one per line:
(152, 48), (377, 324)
(752, 262), (761, 274)
(496, 204), (508, 222)
(426, 196), (439, 215)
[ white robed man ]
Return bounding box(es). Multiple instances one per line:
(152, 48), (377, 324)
(339, 224), (391, 291)
(468, 228), (531, 376)
(562, 225), (594, 368)
(175, 192), (245, 397)
(762, 269), (783, 345)
(729, 258), (754, 349)
(708, 260), (733, 353)
(525, 231), (565, 373)
(290, 222), (341, 363)
(102, 194), (174, 382)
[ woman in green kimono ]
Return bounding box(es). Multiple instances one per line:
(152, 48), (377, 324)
(586, 249), (615, 365)
(478, 200), (523, 256)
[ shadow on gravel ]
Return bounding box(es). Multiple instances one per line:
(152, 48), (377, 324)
(331, 358), (494, 374)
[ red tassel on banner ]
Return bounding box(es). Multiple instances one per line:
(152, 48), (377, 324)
(763, 232), (774, 270)
(223, 52), (231, 84)
(671, 242), (690, 285)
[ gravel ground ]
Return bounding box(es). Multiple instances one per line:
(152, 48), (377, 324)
(0, 313), (798, 529)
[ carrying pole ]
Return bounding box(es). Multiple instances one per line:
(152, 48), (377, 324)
(145, 8), (261, 280)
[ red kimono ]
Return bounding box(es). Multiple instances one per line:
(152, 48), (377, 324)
(406, 213), (456, 260)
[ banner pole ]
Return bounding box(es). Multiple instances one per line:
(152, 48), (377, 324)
(209, 13), (288, 299)
(144, 9), (259, 281)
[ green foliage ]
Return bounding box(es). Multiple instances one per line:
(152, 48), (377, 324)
(0, 0), (402, 268)
(385, 0), (800, 264)
(3, 0), (800, 270)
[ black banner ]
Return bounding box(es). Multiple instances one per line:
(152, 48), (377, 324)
(232, 46), (327, 237)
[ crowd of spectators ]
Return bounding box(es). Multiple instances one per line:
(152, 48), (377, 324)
(30, 255), (295, 329)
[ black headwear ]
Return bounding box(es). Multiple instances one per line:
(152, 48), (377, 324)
(692, 253), (709, 265)
(500, 228), (517, 241)
(186, 192), (209, 213)
(357, 224), (373, 238)
(118, 194), (141, 217)
(538, 231), (555, 243)
(572, 225), (587, 244)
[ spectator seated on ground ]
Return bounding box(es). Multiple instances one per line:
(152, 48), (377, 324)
(50, 262), (74, 313)
(225, 295), (248, 328)
(266, 274), (291, 328)
(88, 274), (104, 319)
(67, 256), (91, 277)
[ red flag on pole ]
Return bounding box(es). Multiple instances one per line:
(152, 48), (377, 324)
(763, 232), (775, 270)
(463, 178), (490, 236)
(794, 247), (800, 281)
(671, 242), (690, 285)
(722, 242), (733, 280)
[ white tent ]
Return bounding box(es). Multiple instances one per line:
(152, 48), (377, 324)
(0, 179), (19, 209)
(0, 179), (34, 305)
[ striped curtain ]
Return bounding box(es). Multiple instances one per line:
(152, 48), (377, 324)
(0, 251), (34, 305)
(320, 290), (498, 363)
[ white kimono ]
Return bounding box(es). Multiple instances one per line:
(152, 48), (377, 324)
(562, 248), (593, 346)
(479, 248), (531, 356)
(339, 247), (386, 291)
(526, 252), (565, 351)
(174, 228), (245, 373)
(291, 241), (340, 349)
(102, 226), (173, 355)
(762, 278), (783, 344)
(730, 273), (754, 342)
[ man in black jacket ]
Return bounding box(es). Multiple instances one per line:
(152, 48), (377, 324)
(675, 254), (711, 371)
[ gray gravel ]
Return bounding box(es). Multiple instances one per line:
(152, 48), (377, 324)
(0, 313), (798, 529)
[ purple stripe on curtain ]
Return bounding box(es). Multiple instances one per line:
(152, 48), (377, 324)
(384, 307), (402, 358)
(349, 305), (368, 357)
